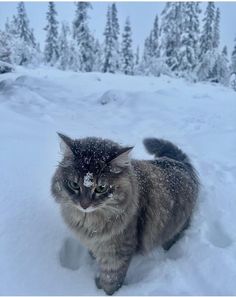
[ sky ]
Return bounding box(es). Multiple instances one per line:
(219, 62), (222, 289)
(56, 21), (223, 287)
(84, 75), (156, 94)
(0, 2), (236, 53)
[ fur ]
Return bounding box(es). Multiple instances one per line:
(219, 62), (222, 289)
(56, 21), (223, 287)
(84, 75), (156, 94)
(51, 134), (199, 295)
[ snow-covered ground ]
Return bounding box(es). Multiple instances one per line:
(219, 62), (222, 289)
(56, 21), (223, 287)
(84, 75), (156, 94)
(0, 67), (236, 295)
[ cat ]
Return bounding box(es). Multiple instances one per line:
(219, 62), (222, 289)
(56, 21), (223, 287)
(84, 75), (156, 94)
(51, 133), (199, 295)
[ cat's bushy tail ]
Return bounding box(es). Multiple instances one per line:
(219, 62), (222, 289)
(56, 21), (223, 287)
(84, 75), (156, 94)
(143, 138), (190, 164)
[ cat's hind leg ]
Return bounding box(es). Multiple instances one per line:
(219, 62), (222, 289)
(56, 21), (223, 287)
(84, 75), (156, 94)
(162, 218), (190, 251)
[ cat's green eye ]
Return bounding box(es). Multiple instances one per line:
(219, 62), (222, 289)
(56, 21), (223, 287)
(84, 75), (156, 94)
(68, 180), (80, 190)
(95, 185), (108, 194)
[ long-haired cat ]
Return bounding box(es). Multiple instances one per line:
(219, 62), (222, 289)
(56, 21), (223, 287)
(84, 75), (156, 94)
(51, 133), (199, 295)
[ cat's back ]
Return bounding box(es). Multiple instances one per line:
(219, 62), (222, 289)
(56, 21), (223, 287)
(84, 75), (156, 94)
(131, 157), (198, 252)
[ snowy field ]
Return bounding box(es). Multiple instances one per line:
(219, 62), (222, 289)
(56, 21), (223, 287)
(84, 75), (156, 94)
(0, 67), (236, 295)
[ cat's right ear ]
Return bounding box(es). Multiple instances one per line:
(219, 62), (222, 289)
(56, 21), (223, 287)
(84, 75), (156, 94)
(57, 132), (75, 156)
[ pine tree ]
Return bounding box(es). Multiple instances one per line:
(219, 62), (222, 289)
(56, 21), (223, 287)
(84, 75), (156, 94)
(5, 3), (40, 66)
(73, 2), (94, 72)
(103, 5), (116, 73)
(231, 38), (236, 74)
(150, 15), (160, 59)
(213, 7), (220, 49)
(199, 2), (215, 58)
(57, 22), (70, 70)
(68, 39), (80, 71)
(160, 2), (184, 71)
(44, 2), (59, 65)
(121, 18), (134, 75)
(111, 3), (120, 70)
(140, 14), (160, 75)
(0, 30), (11, 63)
(230, 41), (236, 89)
(179, 2), (201, 73)
(92, 39), (102, 72)
(135, 46), (140, 66)
(16, 2), (35, 45)
(211, 47), (229, 85)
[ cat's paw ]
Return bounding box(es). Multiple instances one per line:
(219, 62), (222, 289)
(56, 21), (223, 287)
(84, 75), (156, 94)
(95, 275), (122, 295)
(95, 276), (102, 289)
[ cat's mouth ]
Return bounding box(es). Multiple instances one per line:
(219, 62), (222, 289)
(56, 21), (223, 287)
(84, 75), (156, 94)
(75, 204), (98, 213)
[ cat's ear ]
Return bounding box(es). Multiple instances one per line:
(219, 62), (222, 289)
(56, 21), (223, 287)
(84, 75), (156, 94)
(110, 147), (133, 173)
(57, 132), (75, 156)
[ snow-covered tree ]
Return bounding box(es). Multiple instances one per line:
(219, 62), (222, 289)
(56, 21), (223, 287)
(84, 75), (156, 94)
(135, 46), (140, 66)
(16, 2), (35, 45)
(103, 4), (121, 73)
(57, 22), (70, 70)
(179, 2), (201, 74)
(73, 2), (94, 72)
(213, 7), (220, 49)
(0, 30), (11, 63)
(44, 2), (59, 65)
(92, 39), (102, 72)
(196, 50), (217, 81)
(230, 73), (236, 91)
(199, 2), (215, 59)
(121, 18), (134, 75)
(68, 39), (80, 71)
(150, 15), (160, 59)
(231, 38), (236, 74)
(111, 3), (120, 70)
(141, 14), (162, 75)
(211, 48), (229, 85)
(160, 2), (184, 71)
(4, 3), (40, 66)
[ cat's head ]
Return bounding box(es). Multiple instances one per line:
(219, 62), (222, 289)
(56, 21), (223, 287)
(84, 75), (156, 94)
(51, 133), (134, 213)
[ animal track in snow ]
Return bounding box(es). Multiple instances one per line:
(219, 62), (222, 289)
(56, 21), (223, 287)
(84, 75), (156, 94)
(59, 237), (82, 270)
(206, 221), (233, 248)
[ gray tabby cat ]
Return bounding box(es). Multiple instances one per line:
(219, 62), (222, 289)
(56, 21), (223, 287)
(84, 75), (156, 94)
(51, 133), (199, 295)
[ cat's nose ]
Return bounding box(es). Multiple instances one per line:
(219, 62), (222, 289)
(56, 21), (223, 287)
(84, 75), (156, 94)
(80, 199), (91, 209)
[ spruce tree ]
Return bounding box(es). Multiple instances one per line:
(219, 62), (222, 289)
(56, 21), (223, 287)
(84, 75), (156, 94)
(44, 2), (59, 65)
(179, 2), (201, 73)
(135, 46), (140, 66)
(103, 5), (116, 73)
(111, 3), (120, 70)
(231, 38), (236, 74)
(73, 2), (94, 72)
(213, 7), (220, 49)
(199, 2), (215, 58)
(121, 17), (134, 75)
(141, 14), (161, 76)
(58, 22), (70, 70)
(16, 2), (35, 45)
(211, 47), (229, 85)
(5, 2), (40, 66)
(160, 2), (184, 71)
(0, 30), (11, 63)
(92, 39), (102, 72)
(150, 15), (160, 59)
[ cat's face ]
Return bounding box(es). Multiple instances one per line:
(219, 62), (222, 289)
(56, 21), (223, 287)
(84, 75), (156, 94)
(52, 133), (133, 213)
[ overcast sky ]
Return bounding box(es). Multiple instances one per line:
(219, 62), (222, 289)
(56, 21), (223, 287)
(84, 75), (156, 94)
(0, 2), (236, 53)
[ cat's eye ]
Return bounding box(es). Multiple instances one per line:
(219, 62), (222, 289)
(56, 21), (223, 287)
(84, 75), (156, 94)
(68, 180), (80, 190)
(95, 184), (108, 194)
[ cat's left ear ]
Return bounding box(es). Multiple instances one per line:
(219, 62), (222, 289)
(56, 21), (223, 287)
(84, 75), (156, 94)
(110, 147), (133, 172)
(57, 132), (75, 156)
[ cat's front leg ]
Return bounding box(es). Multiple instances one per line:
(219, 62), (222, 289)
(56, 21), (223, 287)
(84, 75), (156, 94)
(94, 242), (134, 296)
(95, 258), (131, 295)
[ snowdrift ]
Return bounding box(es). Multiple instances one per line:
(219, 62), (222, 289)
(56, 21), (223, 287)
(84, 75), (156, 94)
(0, 67), (235, 295)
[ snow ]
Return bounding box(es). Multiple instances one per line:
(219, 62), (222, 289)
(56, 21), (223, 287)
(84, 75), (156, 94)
(0, 66), (236, 295)
(83, 172), (94, 188)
